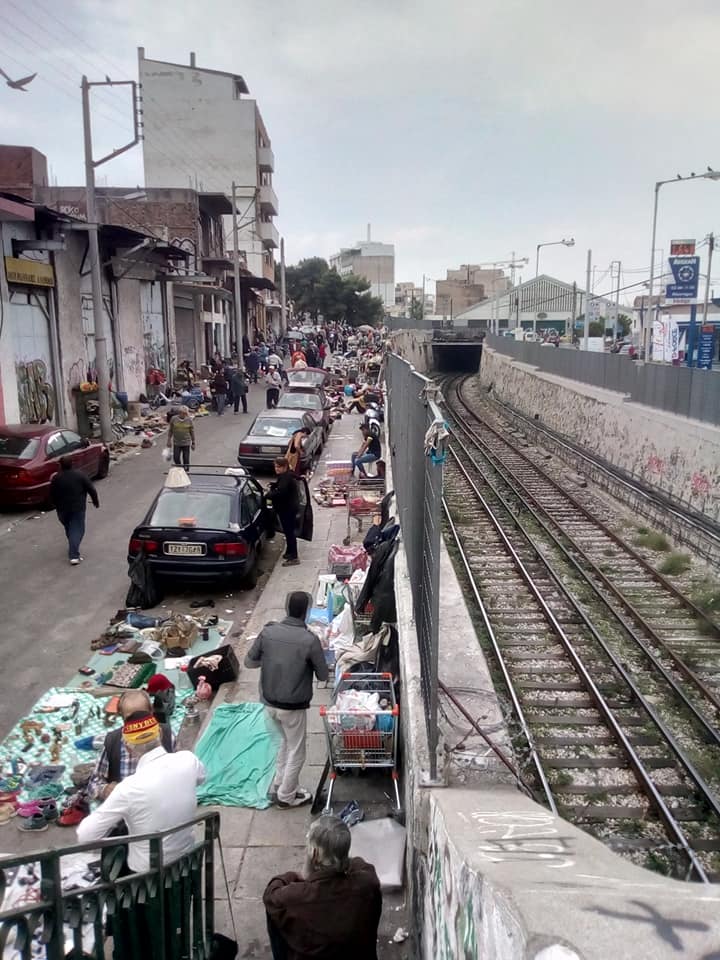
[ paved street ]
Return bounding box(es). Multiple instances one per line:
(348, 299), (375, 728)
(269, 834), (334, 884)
(0, 384), (272, 740)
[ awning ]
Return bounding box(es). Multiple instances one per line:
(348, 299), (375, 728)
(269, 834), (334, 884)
(199, 193), (233, 217)
(238, 275), (276, 291)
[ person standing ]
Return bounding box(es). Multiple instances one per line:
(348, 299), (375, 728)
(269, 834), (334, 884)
(246, 348), (260, 384)
(263, 816), (382, 959)
(212, 369), (228, 415)
(167, 406), (195, 469)
(265, 366), (282, 409)
(268, 456), (301, 564)
(244, 591), (328, 808)
(49, 456), (99, 565)
(230, 367), (249, 414)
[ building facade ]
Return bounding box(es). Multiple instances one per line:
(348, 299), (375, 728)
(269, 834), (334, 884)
(329, 239), (395, 308)
(435, 265), (510, 319)
(138, 48), (280, 336)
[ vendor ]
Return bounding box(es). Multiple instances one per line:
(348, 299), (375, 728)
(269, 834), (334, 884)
(351, 426), (381, 478)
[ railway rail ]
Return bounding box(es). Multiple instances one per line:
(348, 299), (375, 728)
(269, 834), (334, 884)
(440, 374), (720, 881)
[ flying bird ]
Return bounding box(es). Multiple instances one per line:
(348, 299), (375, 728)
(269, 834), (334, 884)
(0, 67), (37, 91)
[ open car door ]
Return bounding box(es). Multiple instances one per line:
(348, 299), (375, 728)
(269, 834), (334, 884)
(295, 476), (313, 541)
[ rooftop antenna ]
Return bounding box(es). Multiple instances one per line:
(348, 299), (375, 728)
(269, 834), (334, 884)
(367, 223), (371, 242)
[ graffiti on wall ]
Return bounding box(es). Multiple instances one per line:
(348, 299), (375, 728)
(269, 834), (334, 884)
(16, 359), (55, 423)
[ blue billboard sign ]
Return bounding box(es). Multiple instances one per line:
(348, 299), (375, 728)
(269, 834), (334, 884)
(666, 255), (700, 299)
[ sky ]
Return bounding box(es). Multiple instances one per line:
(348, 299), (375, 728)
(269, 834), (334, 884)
(1, 0), (719, 306)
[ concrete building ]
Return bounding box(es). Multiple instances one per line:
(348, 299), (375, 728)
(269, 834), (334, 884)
(435, 265), (510, 319)
(392, 281), (434, 318)
(454, 274), (619, 335)
(137, 48), (280, 336)
(329, 234), (395, 308)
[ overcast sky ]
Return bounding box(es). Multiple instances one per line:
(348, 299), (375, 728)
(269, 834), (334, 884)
(1, 0), (719, 304)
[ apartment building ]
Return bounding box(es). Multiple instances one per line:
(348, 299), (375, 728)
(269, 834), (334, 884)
(435, 265), (510, 319)
(329, 234), (395, 309)
(138, 48), (280, 334)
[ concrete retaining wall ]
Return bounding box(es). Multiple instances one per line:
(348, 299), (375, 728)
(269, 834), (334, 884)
(480, 346), (720, 523)
(389, 329), (433, 373)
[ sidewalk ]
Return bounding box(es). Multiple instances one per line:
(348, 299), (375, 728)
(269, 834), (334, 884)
(205, 411), (411, 959)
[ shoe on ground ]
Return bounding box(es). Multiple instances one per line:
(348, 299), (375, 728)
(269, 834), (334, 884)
(275, 788), (312, 809)
(58, 800), (89, 827)
(282, 558), (300, 567)
(70, 558), (80, 566)
(267, 788), (278, 804)
(17, 812), (48, 832)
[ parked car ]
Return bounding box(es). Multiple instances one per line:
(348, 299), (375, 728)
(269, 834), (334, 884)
(0, 425), (109, 508)
(238, 410), (324, 473)
(127, 469), (311, 589)
(276, 389), (331, 439)
(285, 367), (329, 390)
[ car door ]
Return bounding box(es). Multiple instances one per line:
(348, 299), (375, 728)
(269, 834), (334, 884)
(44, 431), (69, 479)
(295, 476), (313, 541)
(61, 430), (92, 475)
(303, 413), (322, 455)
(240, 479), (266, 548)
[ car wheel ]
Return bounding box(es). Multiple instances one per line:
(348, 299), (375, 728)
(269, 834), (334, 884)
(95, 452), (110, 480)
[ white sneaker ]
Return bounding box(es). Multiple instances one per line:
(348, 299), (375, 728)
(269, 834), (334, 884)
(70, 559), (80, 566)
(275, 788), (312, 808)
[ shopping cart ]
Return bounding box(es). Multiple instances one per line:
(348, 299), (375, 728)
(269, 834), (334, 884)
(344, 477), (385, 544)
(319, 672), (401, 814)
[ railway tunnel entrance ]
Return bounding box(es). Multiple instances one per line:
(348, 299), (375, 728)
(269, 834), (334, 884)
(431, 329), (484, 372)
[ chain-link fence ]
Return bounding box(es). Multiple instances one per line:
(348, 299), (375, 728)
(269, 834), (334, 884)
(385, 353), (444, 778)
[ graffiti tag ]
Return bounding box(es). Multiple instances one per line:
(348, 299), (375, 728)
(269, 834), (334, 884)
(691, 472), (711, 497)
(16, 359), (54, 424)
(469, 810), (575, 869)
(645, 454), (665, 475)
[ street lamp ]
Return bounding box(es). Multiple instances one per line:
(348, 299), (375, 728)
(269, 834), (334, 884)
(643, 168), (720, 359)
(535, 238), (575, 277)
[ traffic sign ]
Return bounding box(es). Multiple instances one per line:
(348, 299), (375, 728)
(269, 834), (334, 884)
(666, 255), (700, 300)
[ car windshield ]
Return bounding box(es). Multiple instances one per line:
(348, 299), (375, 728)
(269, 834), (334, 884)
(278, 393), (321, 409)
(251, 417), (303, 438)
(150, 490), (232, 529)
(0, 435), (40, 460)
(287, 371), (323, 385)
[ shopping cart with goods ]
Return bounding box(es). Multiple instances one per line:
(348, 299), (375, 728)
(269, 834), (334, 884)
(319, 672), (401, 815)
(344, 476), (385, 545)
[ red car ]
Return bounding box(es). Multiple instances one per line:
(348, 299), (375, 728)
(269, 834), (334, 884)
(0, 425), (110, 508)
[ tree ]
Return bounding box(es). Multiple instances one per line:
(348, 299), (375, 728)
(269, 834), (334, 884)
(283, 258), (385, 328)
(617, 313), (631, 336)
(409, 297), (424, 325)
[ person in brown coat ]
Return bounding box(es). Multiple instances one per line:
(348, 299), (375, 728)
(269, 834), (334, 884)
(263, 815), (382, 960)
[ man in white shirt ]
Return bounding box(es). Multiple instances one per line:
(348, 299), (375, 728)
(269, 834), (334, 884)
(77, 711), (205, 873)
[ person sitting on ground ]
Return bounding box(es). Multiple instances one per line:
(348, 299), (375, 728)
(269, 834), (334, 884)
(351, 425), (381, 477)
(263, 815), (382, 960)
(77, 711), (204, 871)
(167, 405), (195, 469)
(244, 591), (328, 808)
(346, 384), (370, 414)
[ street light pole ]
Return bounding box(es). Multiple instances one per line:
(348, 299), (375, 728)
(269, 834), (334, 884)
(643, 170), (720, 360)
(702, 233), (715, 326)
(584, 248), (592, 351)
(535, 238), (575, 277)
(81, 75), (139, 443)
(611, 260), (622, 340)
(231, 181), (243, 366)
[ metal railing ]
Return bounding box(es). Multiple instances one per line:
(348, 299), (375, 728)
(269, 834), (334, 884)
(487, 333), (720, 426)
(0, 810), (220, 960)
(385, 353), (444, 778)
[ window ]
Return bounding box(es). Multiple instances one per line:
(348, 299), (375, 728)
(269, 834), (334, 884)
(252, 416), (303, 438)
(61, 431), (83, 452)
(46, 433), (67, 458)
(0, 435), (40, 459)
(241, 485), (263, 525)
(150, 491), (232, 530)
(278, 393), (321, 410)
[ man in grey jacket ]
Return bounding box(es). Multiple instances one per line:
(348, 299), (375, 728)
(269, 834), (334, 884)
(245, 591), (328, 808)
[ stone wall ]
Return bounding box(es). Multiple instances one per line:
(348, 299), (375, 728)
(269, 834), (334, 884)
(480, 346), (720, 523)
(389, 329), (433, 373)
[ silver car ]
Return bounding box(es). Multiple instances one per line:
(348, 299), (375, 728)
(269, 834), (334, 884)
(237, 409), (324, 473)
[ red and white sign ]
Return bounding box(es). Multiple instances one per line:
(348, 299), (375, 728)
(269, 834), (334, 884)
(670, 239), (696, 256)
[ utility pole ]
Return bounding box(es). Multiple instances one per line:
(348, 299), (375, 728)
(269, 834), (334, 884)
(702, 233), (715, 325)
(422, 273), (426, 323)
(571, 281), (577, 339)
(583, 248), (592, 350)
(82, 75), (139, 443)
(611, 260), (622, 340)
(280, 237), (287, 336)
(231, 181), (243, 367)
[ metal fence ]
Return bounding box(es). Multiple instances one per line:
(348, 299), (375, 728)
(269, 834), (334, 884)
(385, 353), (444, 778)
(487, 334), (720, 426)
(0, 810), (220, 959)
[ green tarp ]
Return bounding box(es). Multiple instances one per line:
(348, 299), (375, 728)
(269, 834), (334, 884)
(196, 702), (280, 808)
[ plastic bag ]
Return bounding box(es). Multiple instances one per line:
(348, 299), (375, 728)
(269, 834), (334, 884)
(161, 446), (173, 462)
(327, 604), (354, 652)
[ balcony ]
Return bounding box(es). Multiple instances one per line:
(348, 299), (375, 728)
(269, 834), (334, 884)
(258, 145), (275, 172)
(259, 183), (279, 215)
(258, 220), (279, 249)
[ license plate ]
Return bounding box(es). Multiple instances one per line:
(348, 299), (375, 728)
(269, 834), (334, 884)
(261, 446), (282, 454)
(164, 542), (205, 556)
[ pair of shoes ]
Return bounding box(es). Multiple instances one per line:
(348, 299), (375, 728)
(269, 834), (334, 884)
(57, 796), (90, 827)
(282, 558), (300, 567)
(17, 813), (48, 833)
(275, 788), (312, 809)
(0, 802), (17, 824)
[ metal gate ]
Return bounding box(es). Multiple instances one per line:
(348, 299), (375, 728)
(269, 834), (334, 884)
(385, 353), (445, 778)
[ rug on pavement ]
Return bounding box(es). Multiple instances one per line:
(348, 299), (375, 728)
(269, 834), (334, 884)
(196, 703), (280, 808)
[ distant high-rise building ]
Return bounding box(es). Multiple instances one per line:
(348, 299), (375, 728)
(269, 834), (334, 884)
(138, 48), (279, 316)
(329, 230), (395, 308)
(435, 264), (510, 318)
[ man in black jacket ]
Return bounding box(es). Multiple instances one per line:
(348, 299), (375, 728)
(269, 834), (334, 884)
(245, 591), (328, 808)
(49, 455), (99, 564)
(269, 457), (300, 566)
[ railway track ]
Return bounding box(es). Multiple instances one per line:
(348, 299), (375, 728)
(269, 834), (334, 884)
(440, 374), (720, 881)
